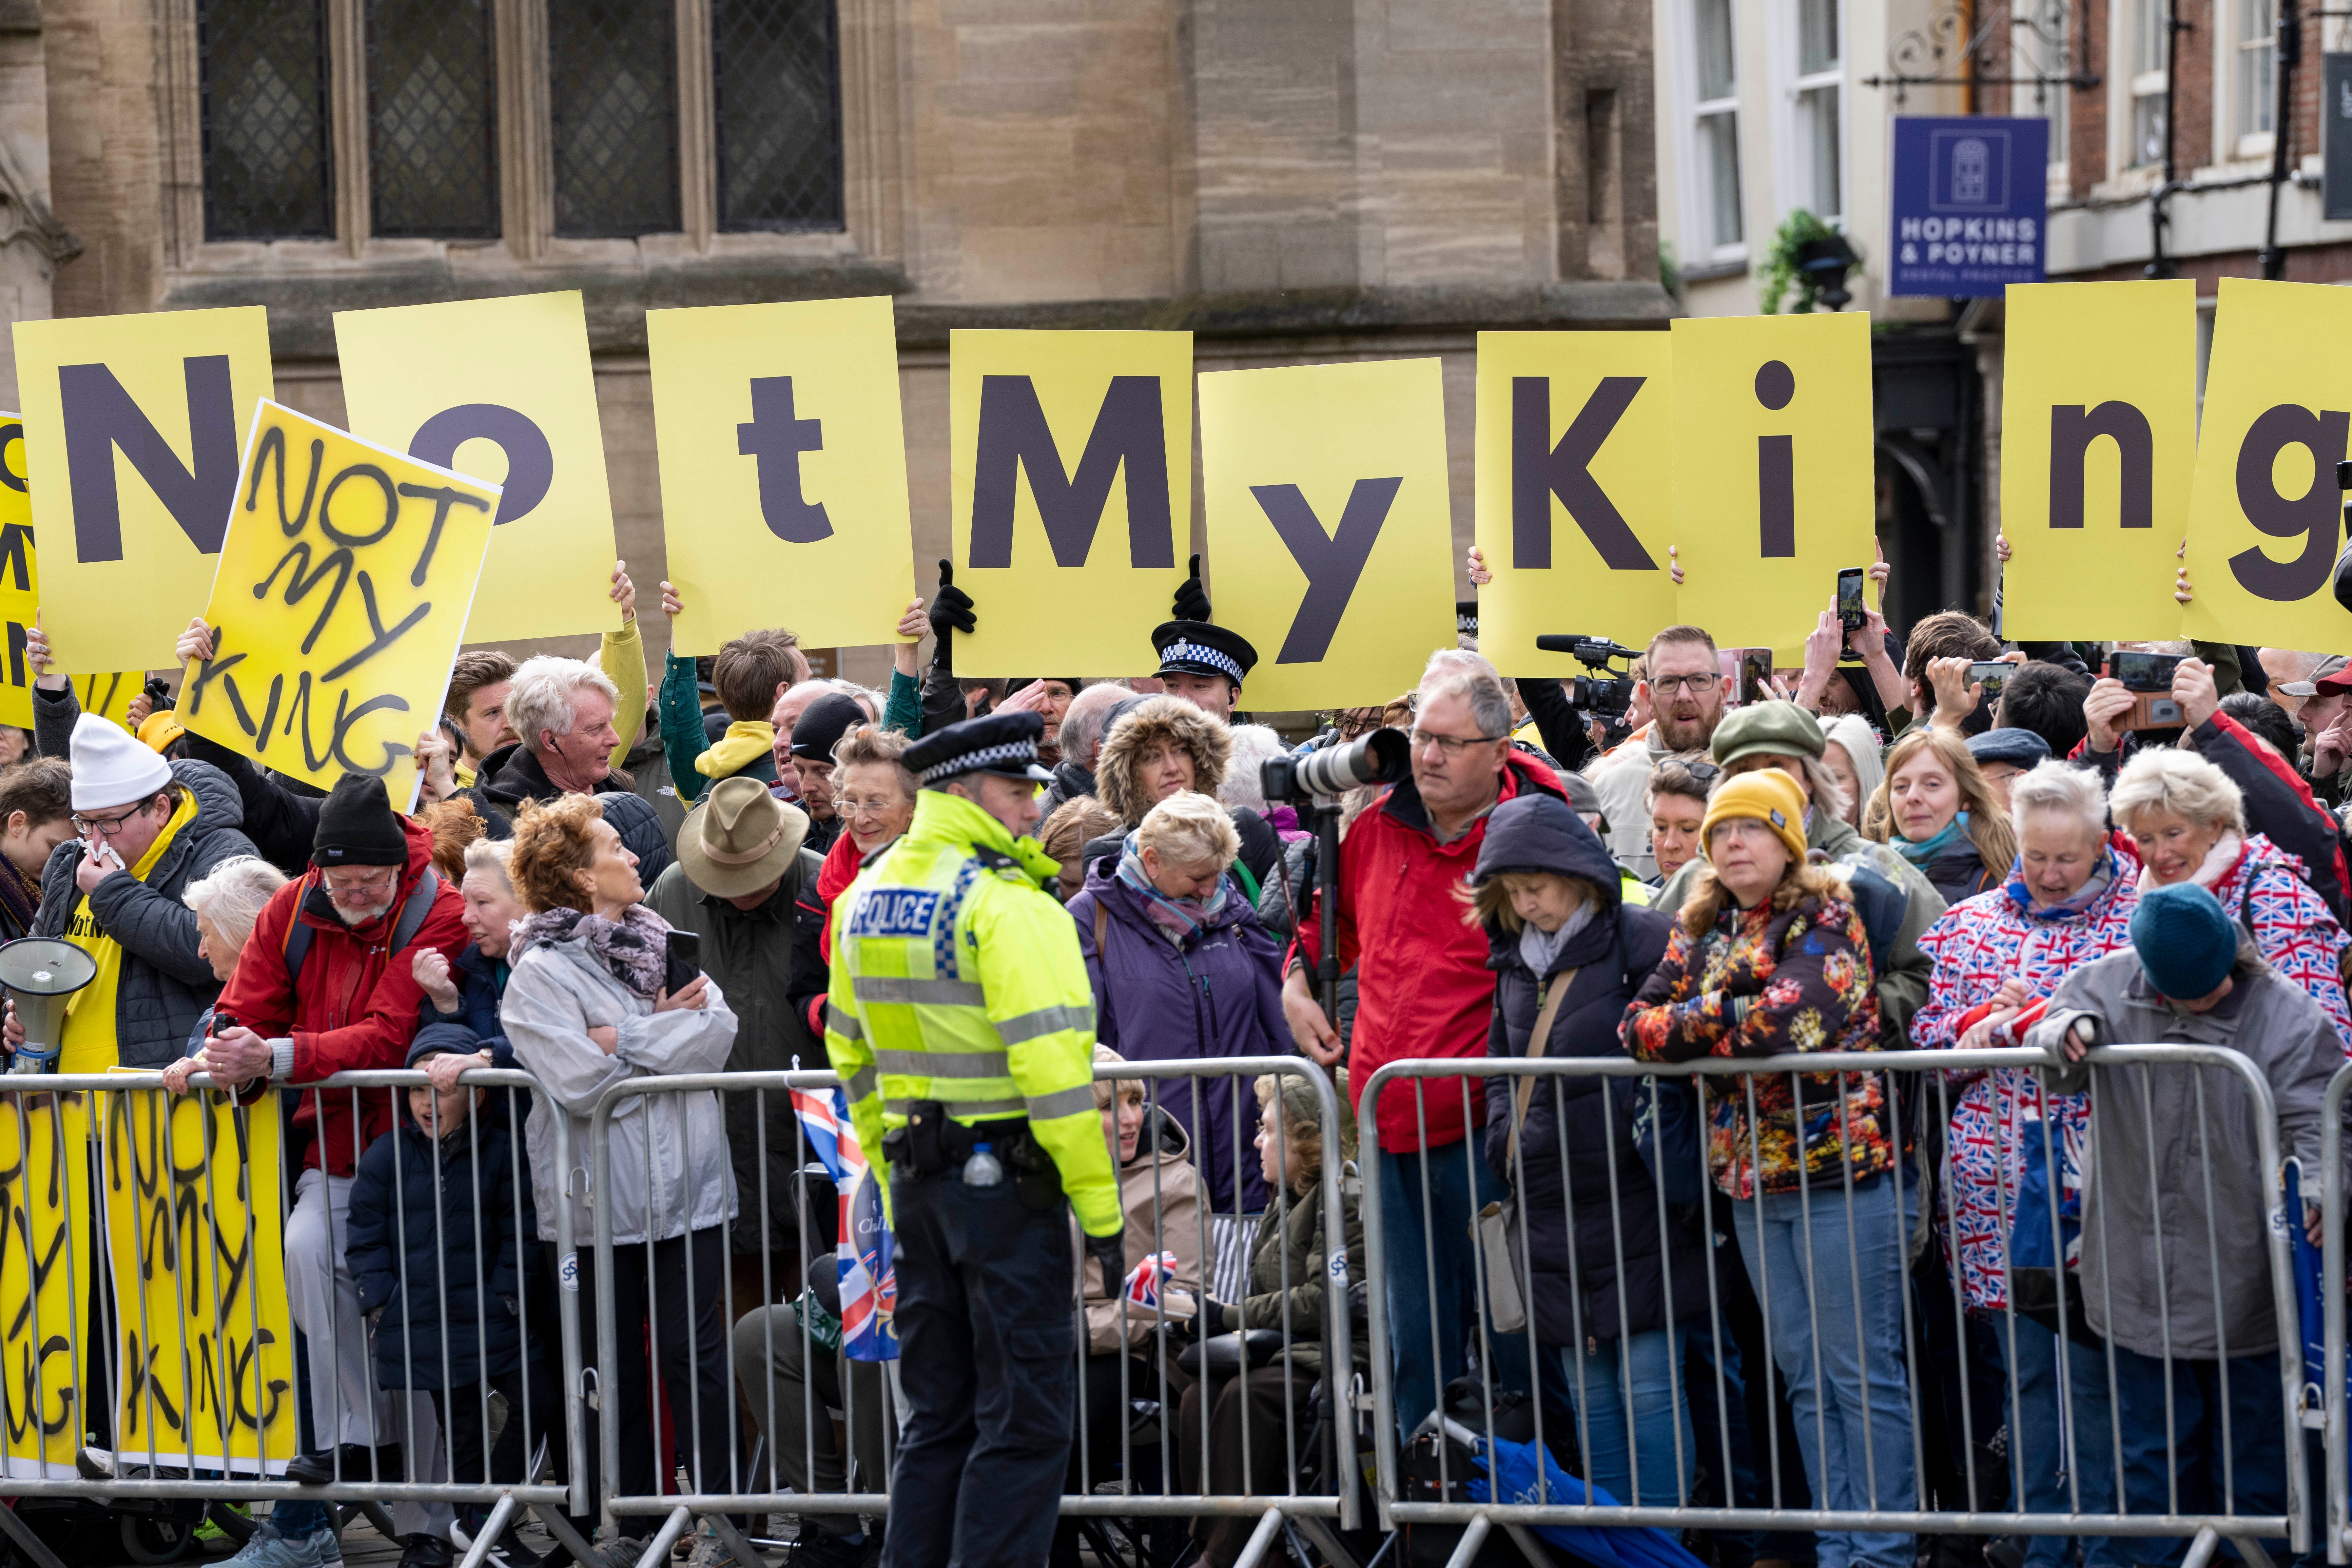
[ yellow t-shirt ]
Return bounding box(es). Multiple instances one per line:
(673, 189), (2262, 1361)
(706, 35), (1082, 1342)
(58, 790), (197, 1074)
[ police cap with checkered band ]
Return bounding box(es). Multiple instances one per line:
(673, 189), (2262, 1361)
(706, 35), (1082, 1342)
(903, 710), (1058, 786)
(1150, 619), (1258, 687)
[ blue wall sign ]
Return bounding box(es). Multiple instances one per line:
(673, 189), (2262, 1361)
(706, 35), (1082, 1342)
(1888, 116), (2049, 298)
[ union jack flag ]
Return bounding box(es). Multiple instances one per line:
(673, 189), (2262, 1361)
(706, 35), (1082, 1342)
(792, 1087), (899, 1362)
(1123, 1251), (1177, 1310)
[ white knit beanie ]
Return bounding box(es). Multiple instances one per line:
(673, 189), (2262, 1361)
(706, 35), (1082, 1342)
(68, 711), (173, 812)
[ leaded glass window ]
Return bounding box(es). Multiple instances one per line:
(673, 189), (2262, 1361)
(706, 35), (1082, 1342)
(200, 0), (335, 241)
(366, 0), (500, 240)
(713, 0), (844, 231)
(550, 0), (682, 237)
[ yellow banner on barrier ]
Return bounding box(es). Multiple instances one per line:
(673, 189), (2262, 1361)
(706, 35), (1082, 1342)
(948, 330), (1190, 678)
(179, 399), (501, 807)
(97, 1085), (295, 1472)
(1669, 312), (1876, 649)
(1473, 331), (1675, 672)
(1198, 357), (1457, 710)
(2183, 278), (2352, 649)
(335, 291), (616, 644)
(11, 307), (275, 673)
(0, 1094), (89, 1477)
(648, 296), (917, 656)
(2001, 280), (2195, 643)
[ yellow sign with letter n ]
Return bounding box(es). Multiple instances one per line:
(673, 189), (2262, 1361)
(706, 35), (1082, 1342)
(179, 400), (500, 809)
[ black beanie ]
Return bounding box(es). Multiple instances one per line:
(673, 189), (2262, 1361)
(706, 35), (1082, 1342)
(313, 774), (408, 868)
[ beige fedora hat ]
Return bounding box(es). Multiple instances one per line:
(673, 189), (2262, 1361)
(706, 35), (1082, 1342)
(678, 776), (810, 898)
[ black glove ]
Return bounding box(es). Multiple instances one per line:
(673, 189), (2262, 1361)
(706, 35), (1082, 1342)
(930, 559), (976, 638)
(1085, 1231), (1125, 1290)
(1193, 1297), (1233, 1336)
(1173, 553), (1211, 622)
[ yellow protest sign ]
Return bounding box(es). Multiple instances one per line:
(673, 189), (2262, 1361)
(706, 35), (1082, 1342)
(1668, 312), (1876, 649)
(1198, 357), (1456, 710)
(2002, 280), (2195, 642)
(179, 399), (500, 808)
(948, 330), (1190, 677)
(11, 307), (275, 673)
(0, 416), (32, 730)
(335, 291), (615, 644)
(96, 1084), (295, 1473)
(648, 297), (916, 656)
(1473, 332), (1674, 671)
(0, 1094), (89, 1477)
(2182, 278), (2352, 648)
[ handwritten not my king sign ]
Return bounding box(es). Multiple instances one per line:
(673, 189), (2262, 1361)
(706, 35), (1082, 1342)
(181, 400), (500, 808)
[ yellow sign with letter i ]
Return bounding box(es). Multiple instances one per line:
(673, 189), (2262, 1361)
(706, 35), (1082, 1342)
(1668, 312), (1876, 650)
(178, 400), (501, 809)
(1198, 357), (1457, 710)
(2183, 278), (2352, 650)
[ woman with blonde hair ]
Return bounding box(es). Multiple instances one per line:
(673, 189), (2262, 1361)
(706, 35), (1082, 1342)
(1066, 790), (1287, 1302)
(1864, 725), (2017, 905)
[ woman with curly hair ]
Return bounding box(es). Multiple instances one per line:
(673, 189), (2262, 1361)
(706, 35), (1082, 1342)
(1090, 694), (1284, 898)
(1623, 767), (1912, 1568)
(496, 791), (742, 1528)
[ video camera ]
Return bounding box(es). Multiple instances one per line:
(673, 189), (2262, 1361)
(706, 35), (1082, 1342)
(1537, 634), (1640, 725)
(1260, 728), (1412, 806)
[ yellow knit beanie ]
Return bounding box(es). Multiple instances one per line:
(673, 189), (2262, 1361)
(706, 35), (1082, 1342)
(1698, 767), (1810, 866)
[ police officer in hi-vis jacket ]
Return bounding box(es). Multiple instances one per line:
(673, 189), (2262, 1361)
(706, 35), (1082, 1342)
(823, 708), (1122, 1568)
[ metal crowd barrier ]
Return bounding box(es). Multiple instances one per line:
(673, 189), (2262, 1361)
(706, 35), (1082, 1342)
(583, 1056), (1362, 1568)
(2321, 1059), (2352, 1565)
(0, 1068), (583, 1568)
(1362, 1044), (2311, 1566)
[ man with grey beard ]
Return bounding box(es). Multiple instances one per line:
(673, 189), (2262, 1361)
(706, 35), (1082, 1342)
(197, 772), (471, 1568)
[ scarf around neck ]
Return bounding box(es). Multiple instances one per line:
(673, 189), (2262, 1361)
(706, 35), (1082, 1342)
(1517, 897), (1601, 976)
(1894, 811), (1972, 868)
(1114, 832), (1229, 945)
(2133, 830), (2245, 896)
(518, 902), (671, 998)
(2017, 849), (2118, 919)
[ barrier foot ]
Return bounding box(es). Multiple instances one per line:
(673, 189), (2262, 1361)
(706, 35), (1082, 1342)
(0, 1501), (66, 1568)
(1504, 1522), (1561, 1568)
(636, 1505), (695, 1568)
(2184, 1527), (2225, 1568)
(1233, 1507), (1288, 1568)
(2234, 1534), (2280, 1568)
(1442, 1514), (1492, 1568)
(457, 1495), (520, 1568)
(702, 1509), (765, 1568)
(1292, 1513), (1365, 1568)
(527, 1501), (602, 1567)
(355, 1500), (402, 1544)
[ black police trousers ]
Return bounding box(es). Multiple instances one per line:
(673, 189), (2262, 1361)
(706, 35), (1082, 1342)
(884, 1168), (1076, 1568)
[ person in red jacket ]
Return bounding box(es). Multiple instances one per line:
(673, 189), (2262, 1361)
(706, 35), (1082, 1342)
(1283, 650), (1564, 1438)
(193, 773), (469, 1559)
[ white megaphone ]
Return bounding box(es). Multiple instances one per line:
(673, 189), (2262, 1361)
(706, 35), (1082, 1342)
(0, 938), (97, 1074)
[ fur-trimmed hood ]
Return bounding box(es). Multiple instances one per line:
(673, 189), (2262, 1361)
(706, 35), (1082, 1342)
(1096, 695), (1232, 827)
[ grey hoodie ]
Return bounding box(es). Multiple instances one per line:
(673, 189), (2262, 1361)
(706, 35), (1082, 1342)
(2027, 941), (2339, 1360)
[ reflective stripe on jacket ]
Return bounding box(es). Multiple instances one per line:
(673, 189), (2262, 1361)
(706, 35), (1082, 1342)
(825, 787), (1121, 1237)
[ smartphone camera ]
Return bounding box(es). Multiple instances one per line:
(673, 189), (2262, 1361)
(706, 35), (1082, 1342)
(1837, 567), (1866, 631)
(2107, 651), (2185, 693)
(1966, 661), (2013, 700)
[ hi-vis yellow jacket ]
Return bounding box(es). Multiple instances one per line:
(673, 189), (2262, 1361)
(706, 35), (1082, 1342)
(824, 787), (1121, 1238)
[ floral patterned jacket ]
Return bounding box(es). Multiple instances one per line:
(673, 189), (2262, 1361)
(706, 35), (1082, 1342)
(1622, 888), (1887, 1200)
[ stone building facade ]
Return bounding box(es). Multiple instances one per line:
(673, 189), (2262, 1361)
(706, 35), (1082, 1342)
(12, 0), (1668, 682)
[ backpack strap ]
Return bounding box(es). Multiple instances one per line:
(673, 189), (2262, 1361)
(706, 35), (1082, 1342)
(283, 867), (441, 986)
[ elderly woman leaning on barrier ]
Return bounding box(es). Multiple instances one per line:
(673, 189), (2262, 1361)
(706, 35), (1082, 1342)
(1047, 1046), (1206, 1568)
(497, 792), (742, 1521)
(1466, 791), (1703, 1510)
(1069, 789), (1288, 1302)
(2106, 746), (2352, 1044)
(1623, 767), (1916, 1568)
(2027, 881), (2339, 1560)
(1909, 760), (2134, 1568)
(1177, 1069), (1365, 1568)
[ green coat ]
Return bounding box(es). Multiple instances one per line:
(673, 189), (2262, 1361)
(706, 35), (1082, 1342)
(1226, 1166), (1369, 1372)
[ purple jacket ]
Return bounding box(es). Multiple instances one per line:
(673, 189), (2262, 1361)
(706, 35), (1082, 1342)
(1068, 855), (1292, 1215)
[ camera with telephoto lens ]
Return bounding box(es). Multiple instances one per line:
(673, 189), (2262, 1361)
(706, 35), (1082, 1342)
(1537, 634), (1640, 720)
(1260, 728), (1412, 804)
